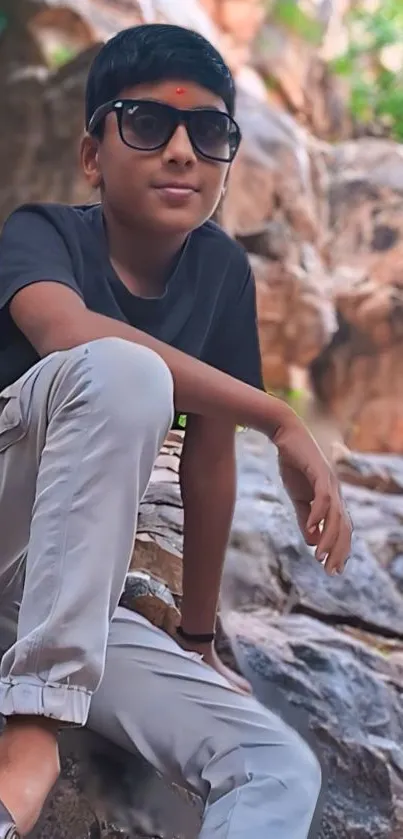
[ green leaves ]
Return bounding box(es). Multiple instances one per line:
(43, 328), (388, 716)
(0, 12), (8, 36)
(270, 0), (322, 44)
(332, 0), (403, 140)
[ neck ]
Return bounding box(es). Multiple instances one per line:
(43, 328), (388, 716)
(103, 205), (187, 297)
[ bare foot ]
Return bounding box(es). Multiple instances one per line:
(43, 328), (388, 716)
(0, 716), (60, 835)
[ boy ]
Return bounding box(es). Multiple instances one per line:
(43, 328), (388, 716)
(0, 24), (351, 839)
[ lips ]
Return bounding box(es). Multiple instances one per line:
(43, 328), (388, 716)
(153, 182), (199, 192)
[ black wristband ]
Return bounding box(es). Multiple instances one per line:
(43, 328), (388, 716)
(176, 626), (215, 644)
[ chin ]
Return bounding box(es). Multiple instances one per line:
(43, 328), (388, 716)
(150, 209), (209, 236)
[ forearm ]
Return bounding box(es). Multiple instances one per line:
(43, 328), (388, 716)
(30, 298), (292, 436)
(179, 419), (237, 634)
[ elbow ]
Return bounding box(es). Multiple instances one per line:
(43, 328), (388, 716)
(33, 311), (102, 358)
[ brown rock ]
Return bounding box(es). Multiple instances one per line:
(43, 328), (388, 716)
(216, 0), (265, 48)
(222, 89), (327, 243)
(218, 89), (336, 386)
(311, 139), (403, 453)
(0, 33), (99, 224)
(250, 253), (336, 390)
(253, 19), (349, 140)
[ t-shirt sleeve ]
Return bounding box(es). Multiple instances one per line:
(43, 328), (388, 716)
(0, 204), (82, 314)
(205, 248), (265, 391)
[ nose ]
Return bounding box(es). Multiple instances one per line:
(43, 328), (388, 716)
(161, 124), (197, 167)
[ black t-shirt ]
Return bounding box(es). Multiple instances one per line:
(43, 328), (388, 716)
(0, 203), (263, 411)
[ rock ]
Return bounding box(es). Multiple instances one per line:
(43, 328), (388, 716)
(222, 432), (403, 639)
(220, 432), (403, 835)
(223, 88), (328, 242)
(0, 34), (98, 223)
(341, 481), (403, 585)
(224, 610), (399, 839)
(311, 139), (403, 453)
(253, 21), (349, 141)
(219, 88), (336, 388)
(251, 250), (336, 390)
(334, 447), (403, 494)
(29, 729), (201, 838)
(203, 0), (266, 75)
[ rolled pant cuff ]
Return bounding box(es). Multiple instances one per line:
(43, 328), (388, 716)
(0, 677), (91, 725)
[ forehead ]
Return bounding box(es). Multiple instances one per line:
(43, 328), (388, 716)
(119, 79), (227, 112)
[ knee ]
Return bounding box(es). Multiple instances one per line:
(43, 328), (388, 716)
(240, 717), (322, 810)
(55, 338), (174, 435)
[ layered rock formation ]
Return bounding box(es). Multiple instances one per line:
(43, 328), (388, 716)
(311, 140), (403, 453)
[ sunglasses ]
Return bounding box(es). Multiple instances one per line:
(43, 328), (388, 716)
(88, 99), (242, 163)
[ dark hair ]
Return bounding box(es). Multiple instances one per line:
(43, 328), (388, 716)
(85, 23), (236, 133)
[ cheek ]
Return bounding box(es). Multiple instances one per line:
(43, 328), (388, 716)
(201, 166), (228, 206)
(101, 149), (145, 197)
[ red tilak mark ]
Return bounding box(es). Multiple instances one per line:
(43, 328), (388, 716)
(175, 87), (186, 95)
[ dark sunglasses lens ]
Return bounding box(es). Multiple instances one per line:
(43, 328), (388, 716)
(120, 102), (174, 149)
(189, 111), (238, 161)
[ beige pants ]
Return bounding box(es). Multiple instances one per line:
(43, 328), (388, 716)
(0, 338), (321, 838)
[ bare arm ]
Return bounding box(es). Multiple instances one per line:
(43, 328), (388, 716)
(10, 281), (352, 575)
(10, 282), (291, 436)
(179, 415), (237, 636)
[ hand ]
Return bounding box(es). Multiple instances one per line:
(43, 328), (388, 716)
(202, 646), (252, 694)
(176, 636), (252, 695)
(272, 419), (352, 576)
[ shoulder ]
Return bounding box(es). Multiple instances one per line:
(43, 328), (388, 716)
(1, 202), (101, 236)
(1, 203), (103, 266)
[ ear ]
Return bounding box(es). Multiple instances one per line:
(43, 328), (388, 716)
(80, 133), (103, 190)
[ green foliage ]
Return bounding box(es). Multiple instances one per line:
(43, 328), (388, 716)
(331, 0), (403, 140)
(48, 44), (78, 69)
(270, 0), (322, 44)
(0, 12), (8, 36)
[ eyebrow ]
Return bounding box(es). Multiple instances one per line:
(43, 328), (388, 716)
(130, 97), (225, 113)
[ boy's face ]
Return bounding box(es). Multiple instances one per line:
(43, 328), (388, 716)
(82, 79), (232, 235)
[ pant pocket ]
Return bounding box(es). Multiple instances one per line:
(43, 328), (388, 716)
(0, 353), (61, 453)
(0, 392), (27, 453)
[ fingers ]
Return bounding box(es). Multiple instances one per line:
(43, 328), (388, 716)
(307, 479), (352, 576)
(294, 500), (321, 546)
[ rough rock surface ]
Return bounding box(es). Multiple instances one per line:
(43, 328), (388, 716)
(222, 432), (403, 838)
(228, 611), (398, 839)
(311, 139), (403, 453)
(222, 89), (336, 388)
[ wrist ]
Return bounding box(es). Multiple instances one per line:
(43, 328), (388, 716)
(176, 625), (216, 645)
(265, 397), (298, 440)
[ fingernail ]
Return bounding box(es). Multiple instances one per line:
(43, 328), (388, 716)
(317, 552), (327, 562)
(331, 569), (338, 576)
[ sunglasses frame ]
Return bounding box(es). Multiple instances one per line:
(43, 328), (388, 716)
(88, 98), (242, 163)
